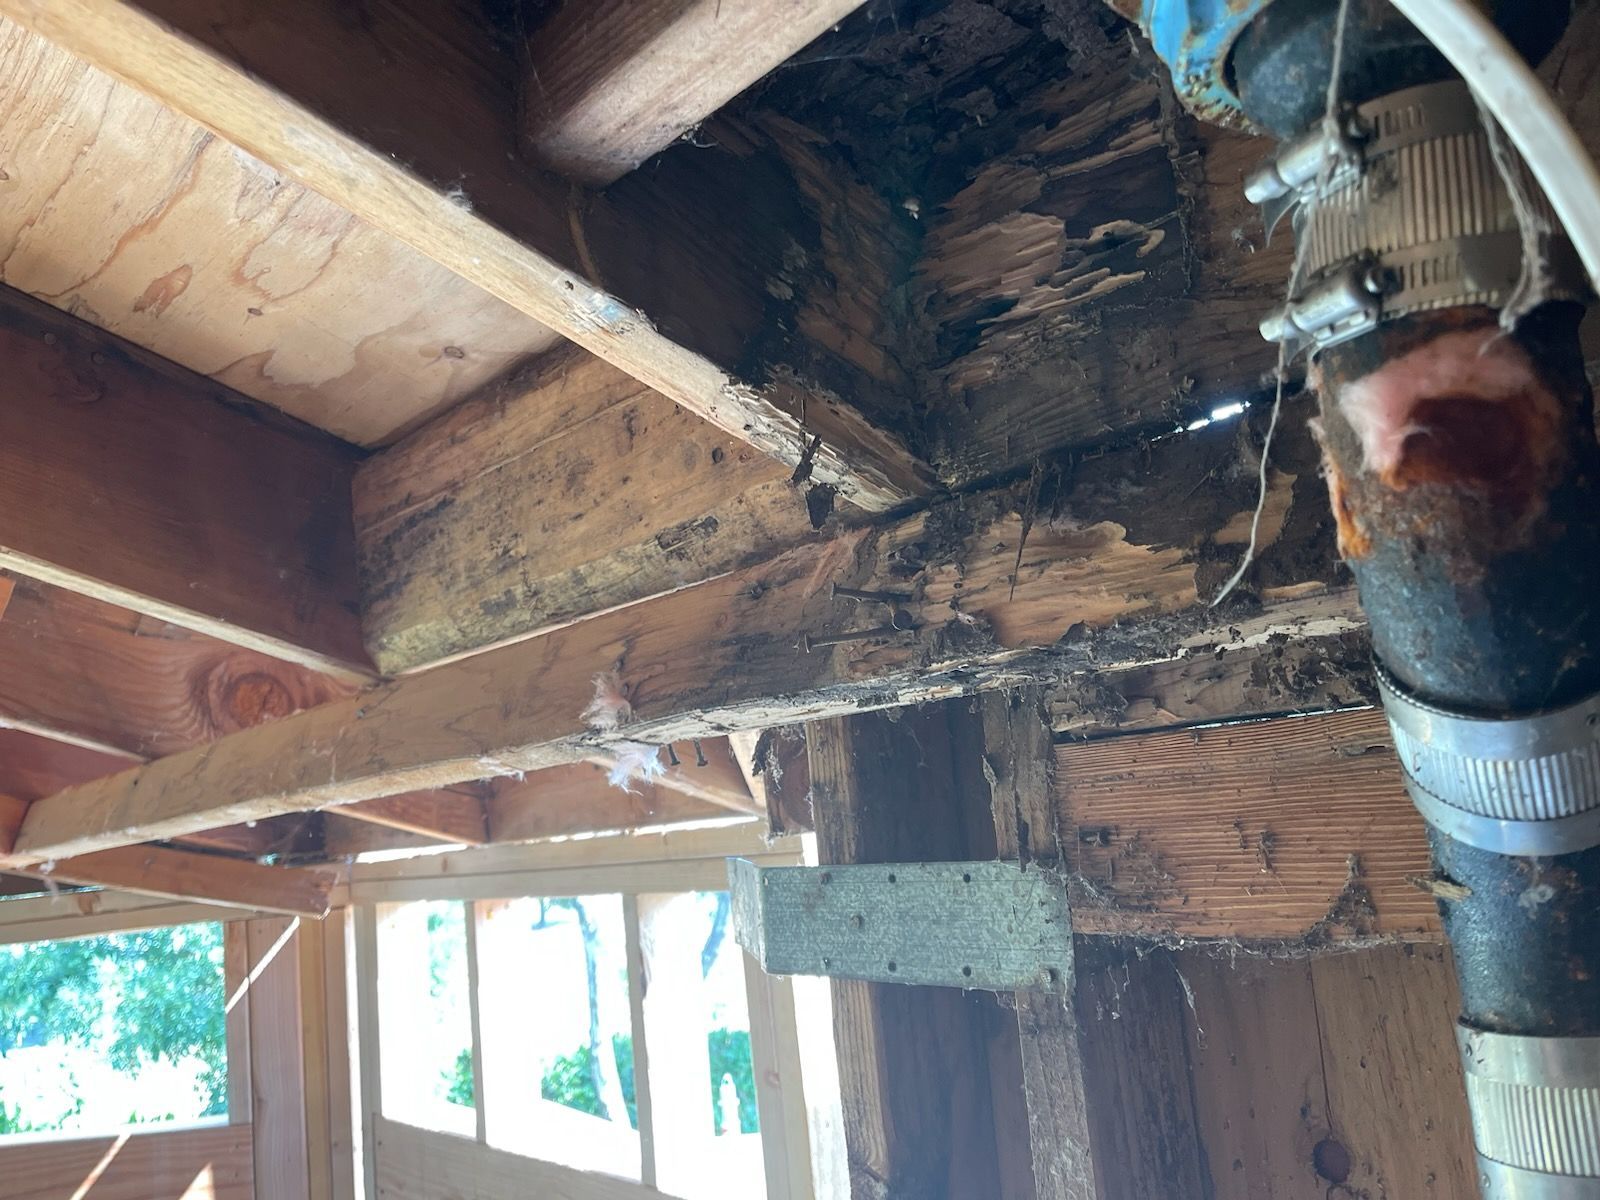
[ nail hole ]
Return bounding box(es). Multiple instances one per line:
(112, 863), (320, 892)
(1313, 1138), (1351, 1184)
(962, 872), (972, 883)
(887, 872), (897, 883)
(819, 871), (832, 885)
(962, 966), (972, 977)
(887, 961), (897, 973)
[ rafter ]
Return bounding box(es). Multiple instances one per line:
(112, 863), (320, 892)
(2, 0), (932, 510)
(0, 575), (355, 758)
(0, 288), (370, 680)
(7, 846), (336, 918)
(518, 0), (867, 185)
(2, 402), (1354, 864)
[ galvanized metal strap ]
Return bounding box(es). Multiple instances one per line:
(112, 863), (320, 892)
(728, 858), (1072, 993)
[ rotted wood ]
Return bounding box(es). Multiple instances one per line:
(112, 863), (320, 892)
(356, 349), (856, 675)
(11, 0), (933, 510)
(1049, 629), (1375, 736)
(6, 398), (1351, 864)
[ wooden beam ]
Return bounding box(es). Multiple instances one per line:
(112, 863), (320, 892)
(592, 736), (760, 815)
(4, 401), (1352, 864)
(519, 0), (866, 185)
(0, 888), (262, 944)
(356, 350), (847, 675)
(0, 576), (356, 758)
(1, 1124), (252, 1200)
(484, 763), (732, 844)
(1059, 708), (1437, 943)
(1050, 630), (1375, 737)
(0, 287), (370, 679)
(339, 789), (490, 846)
(4, 0), (931, 511)
(10, 845), (336, 917)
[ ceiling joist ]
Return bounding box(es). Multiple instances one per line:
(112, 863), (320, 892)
(519, 0), (866, 185)
(0, 287), (371, 681)
(2, 0), (932, 510)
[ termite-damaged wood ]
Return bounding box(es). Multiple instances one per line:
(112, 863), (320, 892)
(1050, 629), (1375, 737)
(1058, 708), (1438, 944)
(356, 349), (857, 675)
(6, 399), (1349, 864)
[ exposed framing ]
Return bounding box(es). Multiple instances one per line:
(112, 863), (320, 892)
(349, 825), (810, 1199)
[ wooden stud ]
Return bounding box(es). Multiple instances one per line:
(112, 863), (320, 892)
(352, 905), (383, 1200)
(463, 900), (488, 1145)
(225, 921), (255, 1125)
(621, 894), (658, 1189)
(247, 916), (313, 1200)
(806, 704), (1020, 1198)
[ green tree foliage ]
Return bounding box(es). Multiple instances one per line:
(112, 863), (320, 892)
(539, 1031), (757, 1135)
(0, 923), (227, 1118)
(445, 1047), (474, 1109)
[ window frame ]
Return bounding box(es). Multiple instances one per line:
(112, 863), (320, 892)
(349, 823), (811, 1200)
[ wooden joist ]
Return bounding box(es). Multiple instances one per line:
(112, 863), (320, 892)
(3, 402), (1351, 864)
(356, 350), (848, 674)
(338, 789), (490, 846)
(0, 288), (370, 679)
(519, 0), (865, 185)
(9, 845), (337, 918)
(0, 575), (355, 757)
(1060, 708), (1437, 942)
(484, 763), (733, 844)
(4, 0), (931, 510)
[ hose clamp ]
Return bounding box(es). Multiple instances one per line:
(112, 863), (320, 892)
(1376, 661), (1600, 857)
(1256, 80), (1587, 353)
(1458, 1026), (1600, 1195)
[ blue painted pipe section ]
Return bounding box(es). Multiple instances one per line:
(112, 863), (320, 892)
(1130, 0), (1278, 125)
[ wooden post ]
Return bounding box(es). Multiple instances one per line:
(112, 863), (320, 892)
(805, 702), (1027, 1199)
(979, 691), (1211, 1200)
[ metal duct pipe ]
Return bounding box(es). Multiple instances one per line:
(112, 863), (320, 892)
(1115, 0), (1600, 1192)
